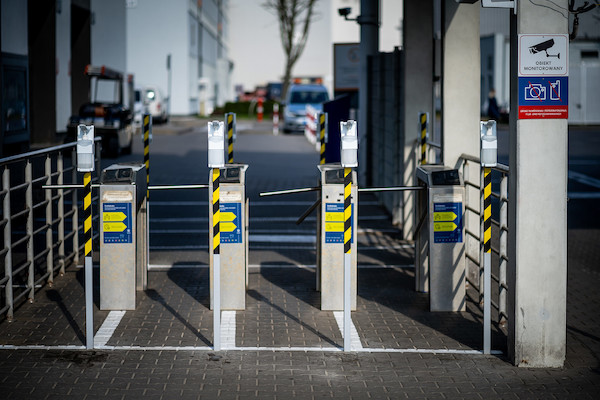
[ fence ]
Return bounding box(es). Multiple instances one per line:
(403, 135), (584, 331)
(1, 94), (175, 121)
(0, 139), (101, 320)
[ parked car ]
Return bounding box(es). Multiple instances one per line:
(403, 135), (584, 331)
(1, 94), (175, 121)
(66, 65), (134, 157)
(282, 84), (329, 133)
(142, 86), (168, 123)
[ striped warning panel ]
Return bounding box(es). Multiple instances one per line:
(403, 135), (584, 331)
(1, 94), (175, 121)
(483, 167), (491, 254)
(83, 172), (92, 257)
(226, 113), (234, 164)
(143, 114), (151, 199)
(319, 112), (326, 165)
(344, 168), (352, 255)
(212, 168), (220, 255)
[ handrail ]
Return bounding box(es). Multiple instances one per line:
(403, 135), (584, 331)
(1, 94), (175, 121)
(0, 137), (101, 165)
(0, 139), (102, 320)
(458, 153), (509, 328)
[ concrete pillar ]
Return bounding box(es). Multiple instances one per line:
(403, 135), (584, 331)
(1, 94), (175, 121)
(441, 1), (480, 168)
(401, 0), (434, 239)
(508, 1), (568, 368)
(358, 0), (379, 185)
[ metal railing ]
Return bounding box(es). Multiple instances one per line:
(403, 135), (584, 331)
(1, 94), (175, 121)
(0, 139), (101, 320)
(459, 153), (509, 327)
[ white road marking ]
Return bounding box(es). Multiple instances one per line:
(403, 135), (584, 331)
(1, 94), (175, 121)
(0, 344), (502, 355)
(221, 311), (237, 350)
(94, 310), (126, 347)
(333, 311), (364, 351)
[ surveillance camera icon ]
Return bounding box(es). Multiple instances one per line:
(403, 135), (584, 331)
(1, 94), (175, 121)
(529, 39), (560, 59)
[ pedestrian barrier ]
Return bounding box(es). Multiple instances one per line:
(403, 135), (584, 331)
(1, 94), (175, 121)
(0, 137), (102, 321)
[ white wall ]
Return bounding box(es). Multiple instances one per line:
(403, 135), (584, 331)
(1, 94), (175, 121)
(56, 3), (72, 132)
(126, 0), (189, 114)
(1, 0), (28, 55)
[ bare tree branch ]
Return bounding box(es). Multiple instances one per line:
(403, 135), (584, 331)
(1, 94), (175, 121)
(263, 0), (319, 99)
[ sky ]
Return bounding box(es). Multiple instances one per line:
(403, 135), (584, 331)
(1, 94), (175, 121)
(228, 0), (334, 93)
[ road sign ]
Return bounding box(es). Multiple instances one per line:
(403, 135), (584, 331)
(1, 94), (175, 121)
(518, 34), (568, 119)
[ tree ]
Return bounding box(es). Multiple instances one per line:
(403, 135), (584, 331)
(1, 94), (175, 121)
(263, 0), (318, 100)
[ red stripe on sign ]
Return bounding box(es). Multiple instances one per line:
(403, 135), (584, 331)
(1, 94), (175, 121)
(519, 105), (568, 119)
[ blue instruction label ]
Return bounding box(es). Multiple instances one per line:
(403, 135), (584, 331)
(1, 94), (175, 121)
(103, 202), (132, 244)
(220, 202), (242, 244)
(324, 203), (354, 244)
(433, 202), (462, 243)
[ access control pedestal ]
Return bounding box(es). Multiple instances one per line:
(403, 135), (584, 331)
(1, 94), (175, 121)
(99, 163), (148, 310)
(316, 164), (358, 311)
(415, 165), (465, 312)
(209, 164), (249, 310)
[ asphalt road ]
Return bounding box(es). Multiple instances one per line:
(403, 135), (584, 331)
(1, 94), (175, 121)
(102, 118), (600, 268)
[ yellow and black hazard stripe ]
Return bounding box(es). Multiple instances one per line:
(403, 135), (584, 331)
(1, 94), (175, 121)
(143, 114), (151, 199)
(344, 168), (352, 254)
(83, 172), (92, 257)
(319, 113), (326, 165)
(212, 168), (220, 255)
(420, 113), (427, 165)
(483, 167), (491, 254)
(227, 113), (234, 164)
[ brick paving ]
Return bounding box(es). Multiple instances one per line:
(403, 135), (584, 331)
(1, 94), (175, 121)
(0, 229), (598, 398)
(0, 122), (598, 398)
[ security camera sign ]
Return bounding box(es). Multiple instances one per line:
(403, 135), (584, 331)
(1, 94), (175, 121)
(518, 34), (568, 119)
(519, 34), (568, 76)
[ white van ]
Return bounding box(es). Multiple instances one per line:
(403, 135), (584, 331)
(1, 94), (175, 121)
(142, 86), (168, 123)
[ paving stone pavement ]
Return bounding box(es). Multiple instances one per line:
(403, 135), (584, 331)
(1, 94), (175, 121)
(0, 178), (598, 398)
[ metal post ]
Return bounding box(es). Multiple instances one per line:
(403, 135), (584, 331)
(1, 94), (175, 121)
(144, 114), (151, 275)
(72, 148), (79, 266)
(3, 167), (13, 320)
(499, 173), (508, 326)
(319, 113), (326, 165)
(483, 167), (492, 354)
(479, 167), (485, 303)
(25, 161), (34, 302)
(57, 152), (65, 276)
(420, 113), (427, 165)
(226, 113), (235, 164)
(343, 167), (352, 352)
(45, 155), (54, 285)
(212, 168), (221, 351)
(83, 171), (94, 349)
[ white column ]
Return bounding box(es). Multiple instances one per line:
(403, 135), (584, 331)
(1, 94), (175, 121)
(508, 0), (568, 368)
(441, 1), (480, 168)
(402, 0), (434, 239)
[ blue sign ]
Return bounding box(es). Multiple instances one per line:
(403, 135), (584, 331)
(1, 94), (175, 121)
(220, 202), (242, 244)
(103, 202), (132, 244)
(433, 202), (462, 244)
(324, 203), (354, 244)
(518, 76), (568, 119)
